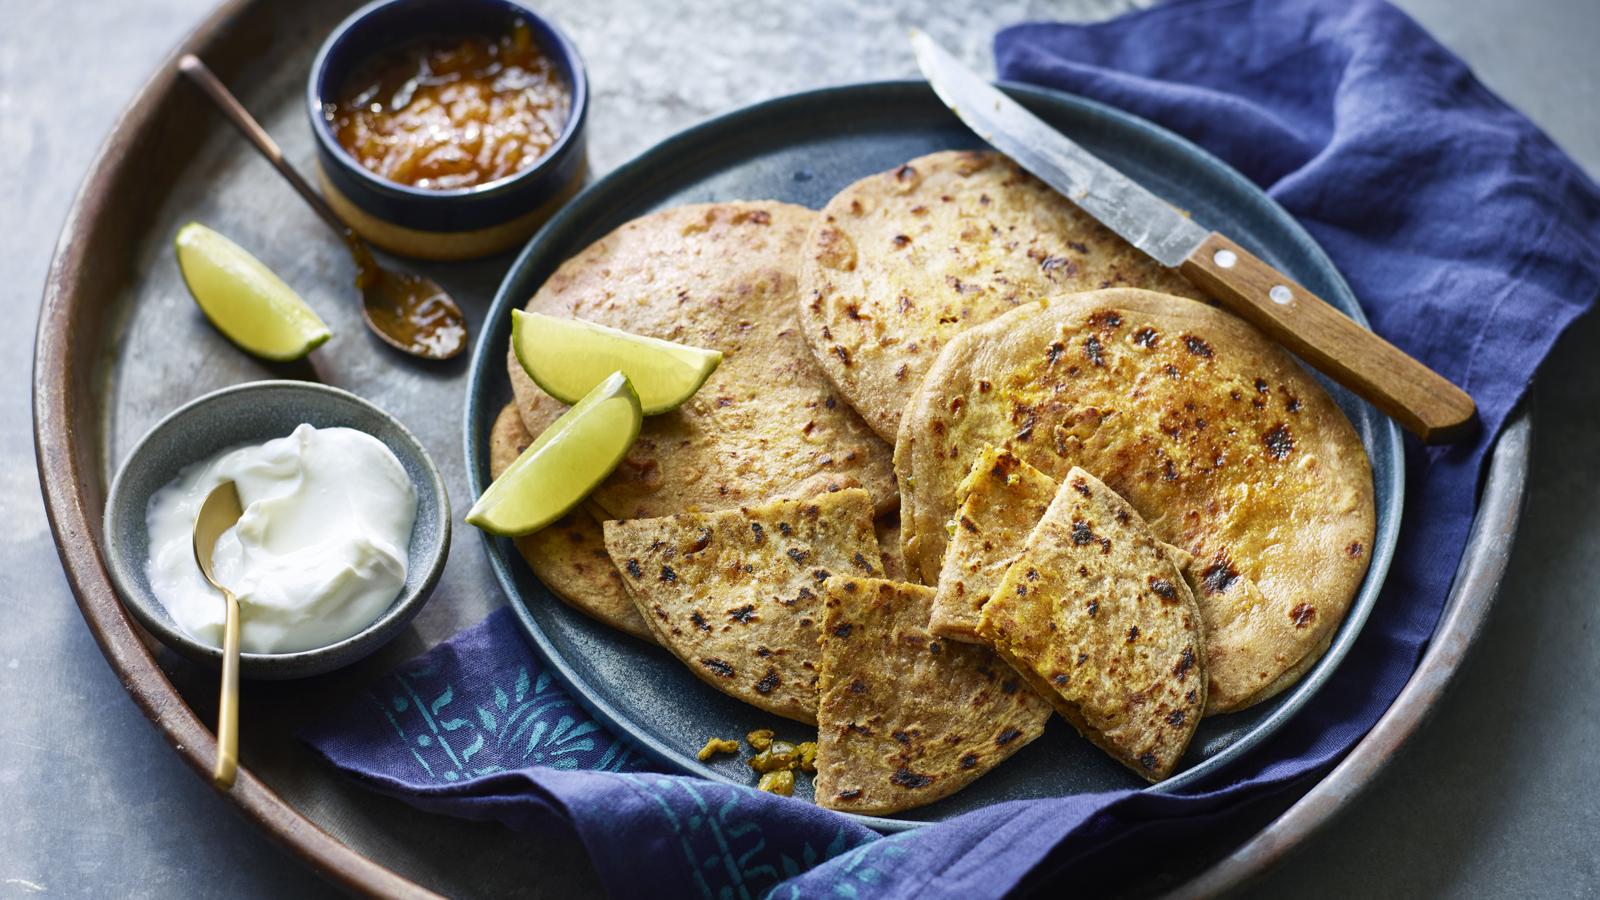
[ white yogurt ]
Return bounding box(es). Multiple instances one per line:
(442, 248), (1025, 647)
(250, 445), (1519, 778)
(145, 423), (418, 654)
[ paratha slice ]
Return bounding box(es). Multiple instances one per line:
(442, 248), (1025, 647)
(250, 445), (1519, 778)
(875, 515), (906, 582)
(931, 445), (1058, 643)
(978, 468), (1206, 781)
(932, 449), (1221, 701)
(815, 577), (1051, 814)
(603, 488), (883, 724)
(510, 201), (896, 519)
(799, 150), (1206, 441)
(898, 289), (1375, 713)
(489, 404), (654, 642)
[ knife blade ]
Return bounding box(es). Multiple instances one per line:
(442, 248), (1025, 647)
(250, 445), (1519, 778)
(910, 29), (1477, 444)
(912, 30), (1207, 268)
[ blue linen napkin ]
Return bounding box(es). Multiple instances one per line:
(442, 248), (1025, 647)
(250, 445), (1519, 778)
(303, 0), (1600, 895)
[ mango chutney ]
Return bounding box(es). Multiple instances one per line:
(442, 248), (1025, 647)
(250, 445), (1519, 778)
(327, 21), (570, 191)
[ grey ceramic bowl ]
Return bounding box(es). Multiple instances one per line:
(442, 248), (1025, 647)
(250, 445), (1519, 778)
(103, 380), (450, 679)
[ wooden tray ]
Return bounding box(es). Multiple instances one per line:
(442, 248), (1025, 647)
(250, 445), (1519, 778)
(33, 0), (1529, 893)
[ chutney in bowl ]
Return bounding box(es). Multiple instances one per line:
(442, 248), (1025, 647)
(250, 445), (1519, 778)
(308, 0), (588, 260)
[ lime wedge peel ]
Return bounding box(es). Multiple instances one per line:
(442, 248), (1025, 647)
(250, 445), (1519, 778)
(467, 371), (643, 537)
(174, 222), (331, 361)
(513, 310), (722, 415)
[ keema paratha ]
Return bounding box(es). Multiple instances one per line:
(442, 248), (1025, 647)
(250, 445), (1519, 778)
(814, 576), (1051, 814)
(798, 150), (1206, 441)
(931, 445), (1058, 644)
(603, 488), (883, 725)
(510, 201), (896, 519)
(898, 289), (1374, 713)
(489, 404), (654, 642)
(978, 468), (1205, 781)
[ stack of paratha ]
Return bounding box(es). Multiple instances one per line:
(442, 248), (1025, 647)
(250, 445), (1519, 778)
(507, 201), (896, 519)
(488, 150), (1375, 808)
(497, 201), (901, 645)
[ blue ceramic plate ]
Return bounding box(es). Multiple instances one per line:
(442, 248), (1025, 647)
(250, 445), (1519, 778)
(464, 81), (1404, 829)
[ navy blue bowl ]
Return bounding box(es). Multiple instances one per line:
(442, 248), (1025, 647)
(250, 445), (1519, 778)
(307, 0), (588, 259)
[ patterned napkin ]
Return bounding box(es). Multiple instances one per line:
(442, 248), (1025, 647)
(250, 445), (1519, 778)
(304, 0), (1600, 895)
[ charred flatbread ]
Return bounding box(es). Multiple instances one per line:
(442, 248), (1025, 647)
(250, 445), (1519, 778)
(489, 404), (654, 642)
(875, 515), (906, 582)
(815, 576), (1051, 814)
(510, 201), (896, 519)
(932, 449), (1208, 652)
(978, 468), (1205, 781)
(798, 150), (1205, 441)
(603, 488), (883, 724)
(899, 289), (1374, 713)
(931, 445), (1058, 643)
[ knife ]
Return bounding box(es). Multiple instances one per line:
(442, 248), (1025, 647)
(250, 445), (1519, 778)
(911, 30), (1476, 444)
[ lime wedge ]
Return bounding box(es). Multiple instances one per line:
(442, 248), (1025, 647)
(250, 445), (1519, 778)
(512, 310), (722, 415)
(174, 222), (332, 361)
(467, 371), (643, 536)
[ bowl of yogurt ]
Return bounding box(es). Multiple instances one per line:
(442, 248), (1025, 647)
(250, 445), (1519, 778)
(104, 381), (450, 679)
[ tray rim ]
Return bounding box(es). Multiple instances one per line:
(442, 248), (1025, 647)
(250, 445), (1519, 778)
(29, 0), (1522, 894)
(30, 0), (437, 896)
(1166, 409), (1530, 898)
(464, 77), (1404, 827)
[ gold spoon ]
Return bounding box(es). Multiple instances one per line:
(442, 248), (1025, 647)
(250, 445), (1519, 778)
(193, 480), (245, 789)
(177, 54), (469, 361)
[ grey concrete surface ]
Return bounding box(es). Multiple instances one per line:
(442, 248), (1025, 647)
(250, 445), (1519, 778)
(2, 0), (1596, 897)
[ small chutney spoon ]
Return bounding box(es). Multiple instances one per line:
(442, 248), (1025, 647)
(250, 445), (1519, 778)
(193, 480), (245, 789)
(178, 54), (469, 361)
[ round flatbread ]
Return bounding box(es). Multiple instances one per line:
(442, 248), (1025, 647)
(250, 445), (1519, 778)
(488, 404), (654, 642)
(509, 201), (896, 519)
(797, 150), (1205, 441)
(898, 289), (1375, 713)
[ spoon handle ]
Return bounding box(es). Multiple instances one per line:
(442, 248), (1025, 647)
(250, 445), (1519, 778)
(212, 590), (241, 789)
(177, 54), (350, 240)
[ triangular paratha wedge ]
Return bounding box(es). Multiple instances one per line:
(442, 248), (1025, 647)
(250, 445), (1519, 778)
(603, 488), (883, 724)
(931, 445), (1058, 643)
(489, 404), (654, 642)
(932, 450), (1222, 718)
(978, 467), (1206, 782)
(815, 576), (1051, 814)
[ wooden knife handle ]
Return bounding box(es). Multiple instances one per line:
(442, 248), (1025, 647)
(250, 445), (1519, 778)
(1179, 232), (1477, 444)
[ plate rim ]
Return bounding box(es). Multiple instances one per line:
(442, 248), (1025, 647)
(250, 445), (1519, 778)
(463, 78), (1406, 830)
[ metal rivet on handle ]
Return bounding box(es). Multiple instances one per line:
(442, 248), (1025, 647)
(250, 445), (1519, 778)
(1213, 249), (1237, 269)
(1270, 285), (1293, 305)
